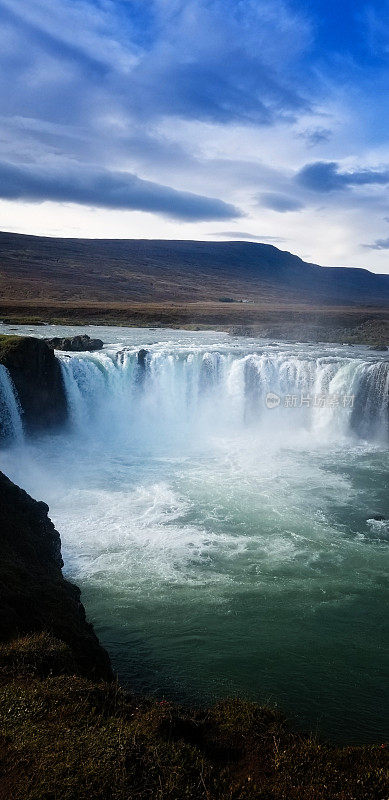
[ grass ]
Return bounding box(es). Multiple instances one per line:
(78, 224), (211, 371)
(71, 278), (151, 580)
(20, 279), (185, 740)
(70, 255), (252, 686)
(0, 634), (387, 800)
(0, 302), (389, 345)
(0, 334), (23, 357)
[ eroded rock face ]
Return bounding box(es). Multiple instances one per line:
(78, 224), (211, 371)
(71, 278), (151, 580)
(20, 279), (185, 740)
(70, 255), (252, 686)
(45, 334), (103, 352)
(0, 471), (112, 680)
(0, 336), (68, 433)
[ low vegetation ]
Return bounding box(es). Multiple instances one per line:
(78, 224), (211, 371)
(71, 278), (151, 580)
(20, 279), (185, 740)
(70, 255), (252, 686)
(1, 303), (389, 346)
(0, 633), (387, 800)
(0, 334), (23, 357)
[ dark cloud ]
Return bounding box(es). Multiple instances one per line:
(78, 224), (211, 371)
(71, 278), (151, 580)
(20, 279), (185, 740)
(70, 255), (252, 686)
(258, 192), (304, 212)
(0, 161), (241, 221)
(297, 161), (389, 192)
(364, 237), (389, 250)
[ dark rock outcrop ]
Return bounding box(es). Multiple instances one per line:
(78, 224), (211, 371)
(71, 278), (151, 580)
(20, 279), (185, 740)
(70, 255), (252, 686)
(0, 471), (112, 680)
(0, 336), (67, 432)
(137, 348), (148, 368)
(45, 334), (103, 351)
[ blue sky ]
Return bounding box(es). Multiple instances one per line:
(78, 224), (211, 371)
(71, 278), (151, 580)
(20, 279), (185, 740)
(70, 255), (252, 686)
(0, 0), (388, 271)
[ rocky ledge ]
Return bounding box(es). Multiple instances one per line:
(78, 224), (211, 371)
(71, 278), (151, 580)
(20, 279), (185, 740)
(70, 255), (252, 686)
(0, 335), (68, 432)
(45, 333), (103, 351)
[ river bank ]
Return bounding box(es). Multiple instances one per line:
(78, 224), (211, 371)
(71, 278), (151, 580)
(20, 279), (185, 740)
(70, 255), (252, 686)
(0, 301), (388, 346)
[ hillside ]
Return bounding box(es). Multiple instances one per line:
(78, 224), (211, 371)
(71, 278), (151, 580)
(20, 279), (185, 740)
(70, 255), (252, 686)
(0, 231), (389, 306)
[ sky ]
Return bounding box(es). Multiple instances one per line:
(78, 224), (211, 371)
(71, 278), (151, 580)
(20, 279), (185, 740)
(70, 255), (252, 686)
(0, 0), (389, 272)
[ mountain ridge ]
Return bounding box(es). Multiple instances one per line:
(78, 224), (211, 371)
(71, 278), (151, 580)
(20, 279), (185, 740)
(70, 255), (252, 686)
(0, 230), (388, 307)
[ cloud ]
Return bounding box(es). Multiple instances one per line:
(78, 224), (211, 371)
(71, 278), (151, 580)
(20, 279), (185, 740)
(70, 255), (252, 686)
(298, 127), (332, 146)
(124, 0), (312, 126)
(364, 237), (389, 250)
(0, 0), (388, 273)
(258, 192), (304, 212)
(0, 0), (315, 225)
(0, 161), (241, 221)
(0, 0), (312, 132)
(210, 231), (286, 242)
(297, 161), (389, 192)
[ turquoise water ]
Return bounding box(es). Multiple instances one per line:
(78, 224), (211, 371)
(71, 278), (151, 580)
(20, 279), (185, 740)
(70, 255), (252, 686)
(1, 324), (388, 743)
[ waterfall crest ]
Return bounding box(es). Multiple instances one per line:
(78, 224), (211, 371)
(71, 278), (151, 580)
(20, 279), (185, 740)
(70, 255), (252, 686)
(1, 342), (387, 446)
(58, 348), (389, 444)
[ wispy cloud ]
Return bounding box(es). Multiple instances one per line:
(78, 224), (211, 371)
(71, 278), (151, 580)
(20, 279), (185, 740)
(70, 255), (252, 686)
(209, 231), (286, 242)
(258, 192), (304, 212)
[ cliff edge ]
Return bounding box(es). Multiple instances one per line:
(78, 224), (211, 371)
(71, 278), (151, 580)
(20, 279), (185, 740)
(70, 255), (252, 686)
(0, 335), (67, 432)
(0, 471), (111, 680)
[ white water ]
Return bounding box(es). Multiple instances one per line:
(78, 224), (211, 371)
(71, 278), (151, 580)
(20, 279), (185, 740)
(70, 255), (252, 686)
(0, 364), (23, 443)
(57, 345), (389, 447)
(0, 325), (388, 743)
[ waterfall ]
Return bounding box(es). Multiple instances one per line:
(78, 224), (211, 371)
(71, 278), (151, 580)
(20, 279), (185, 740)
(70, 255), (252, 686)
(0, 365), (24, 443)
(1, 342), (386, 448)
(58, 348), (389, 444)
(1, 335), (386, 745)
(350, 362), (389, 440)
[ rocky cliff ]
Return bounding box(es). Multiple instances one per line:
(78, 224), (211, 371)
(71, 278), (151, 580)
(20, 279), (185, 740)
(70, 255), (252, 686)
(0, 471), (111, 680)
(0, 335), (67, 432)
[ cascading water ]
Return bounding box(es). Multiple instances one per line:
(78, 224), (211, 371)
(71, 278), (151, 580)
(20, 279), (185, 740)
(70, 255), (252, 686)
(0, 364), (23, 443)
(59, 347), (389, 444)
(0, 325), (388, 744)
(351, 361), (389, 440)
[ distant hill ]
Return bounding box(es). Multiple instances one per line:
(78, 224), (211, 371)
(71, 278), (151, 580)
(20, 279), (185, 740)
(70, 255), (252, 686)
(0, 231), (388, 307)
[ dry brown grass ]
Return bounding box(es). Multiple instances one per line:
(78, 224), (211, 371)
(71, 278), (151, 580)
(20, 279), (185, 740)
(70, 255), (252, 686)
(1, 299), (389, 345)
(0, 635), (387, 800)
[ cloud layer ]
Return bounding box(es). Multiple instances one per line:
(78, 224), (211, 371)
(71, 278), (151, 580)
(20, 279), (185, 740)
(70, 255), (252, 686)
(0, 0), (388, 271)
